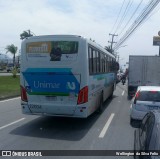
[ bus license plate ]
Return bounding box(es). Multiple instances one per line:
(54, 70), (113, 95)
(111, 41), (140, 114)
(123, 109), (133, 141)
(46, 96), (57, 101)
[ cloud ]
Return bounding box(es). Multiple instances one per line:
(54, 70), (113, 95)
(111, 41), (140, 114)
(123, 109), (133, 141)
(0, 0), (159, 62)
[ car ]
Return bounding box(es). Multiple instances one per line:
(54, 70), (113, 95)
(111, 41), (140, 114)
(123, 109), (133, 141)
(6, 66), (13, 72)
(6, 63), (14, 72)
(130, 86), (160, 124)
(134, 110), (160, 159)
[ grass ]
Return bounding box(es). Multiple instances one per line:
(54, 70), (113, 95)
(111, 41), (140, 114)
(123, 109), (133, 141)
(0, 76), (20, 100)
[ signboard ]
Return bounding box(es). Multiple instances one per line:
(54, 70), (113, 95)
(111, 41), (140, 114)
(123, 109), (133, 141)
(153, 36), (160, 46)
(26, 42), (52, 53)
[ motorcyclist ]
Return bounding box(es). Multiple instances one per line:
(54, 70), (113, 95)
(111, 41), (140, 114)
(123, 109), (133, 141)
(121, 74), (126, 84)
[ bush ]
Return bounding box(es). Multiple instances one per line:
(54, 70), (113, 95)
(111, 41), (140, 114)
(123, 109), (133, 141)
(12, 67), (17, 78)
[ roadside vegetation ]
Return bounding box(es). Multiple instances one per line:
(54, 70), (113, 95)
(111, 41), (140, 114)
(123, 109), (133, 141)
(0, 76), (20, 100)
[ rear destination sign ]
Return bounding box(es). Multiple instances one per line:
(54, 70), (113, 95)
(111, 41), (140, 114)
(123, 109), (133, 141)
(26, 42), (51, 53)
(153, 36), (160, 46)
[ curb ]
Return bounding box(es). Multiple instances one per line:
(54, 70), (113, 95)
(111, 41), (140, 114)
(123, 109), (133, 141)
(0, 95), (20, 101)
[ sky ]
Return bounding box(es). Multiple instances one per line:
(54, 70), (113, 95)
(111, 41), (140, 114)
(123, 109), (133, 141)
(0, 0), (160, 68)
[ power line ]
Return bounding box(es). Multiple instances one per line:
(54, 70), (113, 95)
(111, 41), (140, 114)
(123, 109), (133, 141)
(114, 0), (133, 34)
(143, 3), (160, 23)
(113, 0), (160, 50)
(114, 0), (156, 49)
(110, 0), (126, 34)
(118, 0), (144, 37)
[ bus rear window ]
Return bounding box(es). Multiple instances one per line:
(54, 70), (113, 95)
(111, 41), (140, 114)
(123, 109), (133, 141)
(52, 41), (78, 54)
(26, 41), (79, 61)
(137, 91), (160, 102)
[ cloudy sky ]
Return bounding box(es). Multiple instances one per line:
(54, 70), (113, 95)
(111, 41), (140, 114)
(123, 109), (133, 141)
(0, 0), (160, 66)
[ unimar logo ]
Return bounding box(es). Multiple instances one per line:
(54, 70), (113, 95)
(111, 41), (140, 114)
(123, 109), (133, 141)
(33, 81), (60, 89)
(67, 82), (76, 90)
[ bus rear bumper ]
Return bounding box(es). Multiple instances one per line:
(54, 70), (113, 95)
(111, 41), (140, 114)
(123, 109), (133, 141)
(21, 103), (89, 118)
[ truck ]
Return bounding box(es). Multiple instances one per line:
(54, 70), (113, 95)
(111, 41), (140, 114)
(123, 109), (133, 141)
(128, 55), (160, 98)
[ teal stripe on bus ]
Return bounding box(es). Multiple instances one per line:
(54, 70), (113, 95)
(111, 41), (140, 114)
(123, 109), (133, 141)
(28, 92), (70, 96)
(25, 68), (72, 73)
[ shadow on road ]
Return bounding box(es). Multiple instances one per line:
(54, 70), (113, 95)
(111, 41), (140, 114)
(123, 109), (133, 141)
(130, 120), (141, 128)
(10, 96), (115, 141)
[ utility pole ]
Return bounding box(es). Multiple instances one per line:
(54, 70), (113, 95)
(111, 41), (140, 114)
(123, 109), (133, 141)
(108, 33), (118, 54)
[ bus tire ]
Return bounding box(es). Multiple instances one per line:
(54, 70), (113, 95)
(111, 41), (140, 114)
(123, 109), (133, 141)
(109, 86), (114, 99)
(130, 117), (134, 126)
(97, 93), (103, 113)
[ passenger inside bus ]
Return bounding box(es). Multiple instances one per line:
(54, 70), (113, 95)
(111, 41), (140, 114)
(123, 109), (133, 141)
(50, 42), (62, 61)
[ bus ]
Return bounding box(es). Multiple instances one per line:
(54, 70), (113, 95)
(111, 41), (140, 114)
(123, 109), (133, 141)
(20, 35), (117, 118)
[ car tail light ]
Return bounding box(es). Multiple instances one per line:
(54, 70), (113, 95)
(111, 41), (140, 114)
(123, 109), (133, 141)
(77, 86), (88, 105)
(135, 91), (140, 98)
(134, 91), (140, 104)
(21, 86), (28, 102)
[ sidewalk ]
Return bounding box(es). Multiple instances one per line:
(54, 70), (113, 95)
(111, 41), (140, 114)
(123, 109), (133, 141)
(0, 95), (20, 101)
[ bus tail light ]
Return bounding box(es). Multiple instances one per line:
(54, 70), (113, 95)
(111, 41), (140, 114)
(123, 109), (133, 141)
(21, 86), (28, 102)
(77, 86), (88, 105)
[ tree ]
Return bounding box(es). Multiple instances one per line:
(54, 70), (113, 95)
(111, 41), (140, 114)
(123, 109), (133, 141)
(20, 30), (33, 40)
(5, 44), (18, 67)
(105, 46), (114, 54)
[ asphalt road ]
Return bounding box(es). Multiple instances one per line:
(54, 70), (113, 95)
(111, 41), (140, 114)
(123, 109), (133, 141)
(0, 82), (136, 159)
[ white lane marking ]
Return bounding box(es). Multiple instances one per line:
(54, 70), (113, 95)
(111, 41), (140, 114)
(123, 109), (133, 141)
(99, 113), (115, 138)
(0, 118), (25, 130)
(122, 91), (125, 96)
(0, 97), (20, 103)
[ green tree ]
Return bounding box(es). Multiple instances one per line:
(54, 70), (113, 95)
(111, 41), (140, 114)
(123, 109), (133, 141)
(5, 44), (18, 67)
(20, 30), (33, 40)
(105, 46), (114, 54)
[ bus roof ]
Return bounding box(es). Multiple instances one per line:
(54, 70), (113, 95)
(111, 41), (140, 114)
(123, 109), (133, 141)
(23, 34), (115, 58)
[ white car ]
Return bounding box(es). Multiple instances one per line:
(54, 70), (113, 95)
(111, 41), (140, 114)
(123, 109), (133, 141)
(130, 86), (160, 124)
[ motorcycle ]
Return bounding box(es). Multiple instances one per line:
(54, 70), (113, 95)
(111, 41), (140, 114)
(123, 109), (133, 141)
(122, 78), (126, 85)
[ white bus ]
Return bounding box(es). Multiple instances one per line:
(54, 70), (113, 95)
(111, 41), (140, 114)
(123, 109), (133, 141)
(20, 35), (117, 118)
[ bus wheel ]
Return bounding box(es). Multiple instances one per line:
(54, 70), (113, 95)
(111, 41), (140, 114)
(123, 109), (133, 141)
(97, 93), (103, 113)
(109, 86), (114, 99)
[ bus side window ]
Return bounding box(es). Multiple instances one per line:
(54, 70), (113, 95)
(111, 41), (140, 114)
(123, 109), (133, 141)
(96, 51), (100, 73)
(106, 56), (109, 72)
(100, 53), (103, 73)
(92, 49), (97, 74)
(108, 57), (111, 72)
(111, 58), (113, 71)
(102, 54), (105, 73)
(104, 55), (106, 73)
(88, 47), (93, 74)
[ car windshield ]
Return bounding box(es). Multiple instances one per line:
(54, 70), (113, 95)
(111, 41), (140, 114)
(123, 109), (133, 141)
(137, 91), (160, 102)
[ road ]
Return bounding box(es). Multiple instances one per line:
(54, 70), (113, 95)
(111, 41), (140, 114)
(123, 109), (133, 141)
(0, 83), (135, 159)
